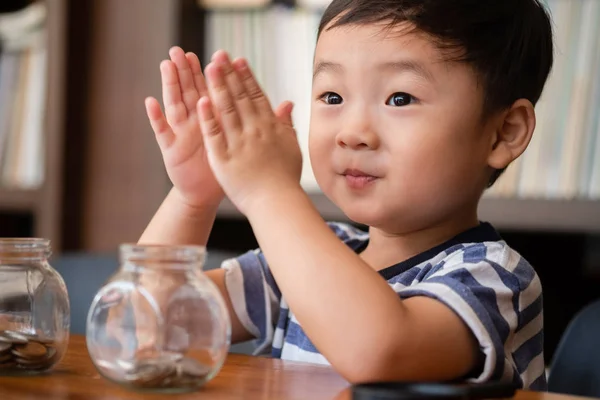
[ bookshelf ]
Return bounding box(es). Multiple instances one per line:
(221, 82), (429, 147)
(0, 0), (66, 249)
(216, 196), (600, 234)
(35, 0), (598, 253)
(0, 188), (40, 211)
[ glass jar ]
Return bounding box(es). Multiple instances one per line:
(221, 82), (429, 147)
(0, 238), (70, 375)
(86, 244), (231, 393)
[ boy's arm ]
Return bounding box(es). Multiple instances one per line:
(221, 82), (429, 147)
(247, 190), (478, 383)
(205, 268), (255, 344)
(139, 187), (217, 247)
(139, 188), (254, 344)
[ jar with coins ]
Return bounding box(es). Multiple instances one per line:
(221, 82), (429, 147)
(86, 244), (231, 393)
(0, 238), (70, 375)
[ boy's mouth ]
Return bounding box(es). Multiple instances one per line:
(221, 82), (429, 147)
(342, 169), (378, 189)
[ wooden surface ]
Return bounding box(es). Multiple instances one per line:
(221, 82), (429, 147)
(0, 335), (593, 400)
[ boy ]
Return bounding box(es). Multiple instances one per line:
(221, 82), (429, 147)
(141, 0), (553, 390)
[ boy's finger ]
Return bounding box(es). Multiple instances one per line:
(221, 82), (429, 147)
(274, 101), (294, 128)
(169, 46), (199, 114)
(145, 97), (175, 149)
(213, 51), (256, 125)
(205, 62), (243, 145)
(160, 60), (188, 125)
(232, 58), (274, 117)
(197, 96), (228, 160)
(186, 52), (209, 97)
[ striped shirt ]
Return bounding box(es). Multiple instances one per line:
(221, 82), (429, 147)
(221, 222), (546, 390)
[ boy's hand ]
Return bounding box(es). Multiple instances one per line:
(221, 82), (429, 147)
(197, 51), (303, 215)
(145, 46), (224, 208)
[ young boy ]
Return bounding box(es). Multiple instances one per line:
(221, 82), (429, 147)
(141, 0), (553, 390)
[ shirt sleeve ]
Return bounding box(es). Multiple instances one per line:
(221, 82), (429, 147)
(221, 249), (281, 353)
(219, 222), (368, 354)
(396, 242), (530, 384)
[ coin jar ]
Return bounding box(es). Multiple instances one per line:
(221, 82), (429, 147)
(86, 244), (231, 393)
(0, 238), (70, 375)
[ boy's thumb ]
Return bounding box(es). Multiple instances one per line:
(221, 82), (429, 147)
(275, 101), (295, 128)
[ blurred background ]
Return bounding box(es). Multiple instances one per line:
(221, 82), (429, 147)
(0, 0), (599, 359)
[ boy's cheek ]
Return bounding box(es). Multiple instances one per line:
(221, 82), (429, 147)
(308, 132), (334, 166)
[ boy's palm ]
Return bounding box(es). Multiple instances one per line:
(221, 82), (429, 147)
(145, 47), (223, 207)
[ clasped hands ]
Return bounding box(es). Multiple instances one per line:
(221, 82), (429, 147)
(196, 50), (303, 215)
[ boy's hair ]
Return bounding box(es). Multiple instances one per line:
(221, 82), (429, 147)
(318, 0), (554, 186)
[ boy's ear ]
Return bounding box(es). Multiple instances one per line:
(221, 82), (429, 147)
(487, 99), (536, 170)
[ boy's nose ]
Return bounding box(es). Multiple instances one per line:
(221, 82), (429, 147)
(335, 123), (380, 150)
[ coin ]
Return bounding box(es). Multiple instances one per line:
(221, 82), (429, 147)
(115, 359), (136, 371)
(0, 361), (16, 369)
(22, 332), (55, 346)
(0, 342), (11, 354)
(0, 330), (59, 373)
(12, 342), (48, 359)
(13, 356), (44, 365)
(0, 352), (13, 363)
(1, 330), (28, 344)
(156, 351), (184, 364)
(96, 350), (212, 390)
(125, 361), (175, 387)
(45, 346), (58, 360)
(96, 359), (122, 374)
(124, 363), (160, 382)
(179, 358), (211, 378)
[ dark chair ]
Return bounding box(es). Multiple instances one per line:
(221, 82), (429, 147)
(547, 299), (600, 397)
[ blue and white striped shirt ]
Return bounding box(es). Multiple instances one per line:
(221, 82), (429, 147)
(221, 222), (546, 390)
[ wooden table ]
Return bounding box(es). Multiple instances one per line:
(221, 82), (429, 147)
(0, 335), (593, 400)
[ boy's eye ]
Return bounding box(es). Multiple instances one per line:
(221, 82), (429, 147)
(386, 92), (415, 107)
(320, 92), (343, 105)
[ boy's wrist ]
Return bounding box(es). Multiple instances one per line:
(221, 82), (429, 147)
(169, 188), (222, 219)
(244, 183), (308, 219)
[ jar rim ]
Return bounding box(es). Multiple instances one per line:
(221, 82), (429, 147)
(119, 243), (206, 265)
(0, 238), (51, 251)
(0, 238), (52, 261)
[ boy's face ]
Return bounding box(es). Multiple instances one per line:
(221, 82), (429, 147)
(309, 22), (497, 231)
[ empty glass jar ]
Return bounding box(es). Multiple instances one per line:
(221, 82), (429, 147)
(86, 244), (231, 393)
(0, 238), (70, 375)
